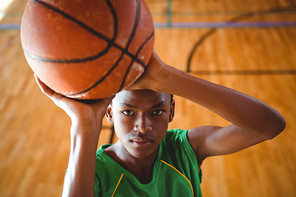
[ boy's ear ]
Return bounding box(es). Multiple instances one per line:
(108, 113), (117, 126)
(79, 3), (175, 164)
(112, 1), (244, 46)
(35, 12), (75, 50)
(105, 104), (114, 123)
(169, 99), (175, 122)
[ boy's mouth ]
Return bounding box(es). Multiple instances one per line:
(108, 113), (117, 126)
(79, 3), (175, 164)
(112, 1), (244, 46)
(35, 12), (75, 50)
(130, 137), (154, 146)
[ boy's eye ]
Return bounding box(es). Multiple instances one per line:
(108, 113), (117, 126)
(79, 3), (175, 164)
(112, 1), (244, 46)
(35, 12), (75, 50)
(152, 110), (164, 116)
(122, 110), (134, 116)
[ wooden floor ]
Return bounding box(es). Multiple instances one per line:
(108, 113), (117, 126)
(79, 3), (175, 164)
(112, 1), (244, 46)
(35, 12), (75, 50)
(1, 0), (296, 196)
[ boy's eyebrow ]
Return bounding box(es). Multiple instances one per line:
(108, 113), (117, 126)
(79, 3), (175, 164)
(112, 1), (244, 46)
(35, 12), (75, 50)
(120, 101), (166, 109)
(152, 101), (166, 109)
(120, 103), (137, 109)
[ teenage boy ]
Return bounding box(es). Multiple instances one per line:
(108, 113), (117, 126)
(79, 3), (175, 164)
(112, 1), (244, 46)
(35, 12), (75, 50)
(35, 52), (286, 197)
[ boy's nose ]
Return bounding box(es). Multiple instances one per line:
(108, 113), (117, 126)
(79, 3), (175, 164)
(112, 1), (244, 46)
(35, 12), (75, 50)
(134, 116), (152, 134)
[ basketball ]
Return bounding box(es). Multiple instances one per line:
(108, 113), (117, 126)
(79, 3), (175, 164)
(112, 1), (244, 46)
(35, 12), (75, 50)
(20, 0), (154, 99)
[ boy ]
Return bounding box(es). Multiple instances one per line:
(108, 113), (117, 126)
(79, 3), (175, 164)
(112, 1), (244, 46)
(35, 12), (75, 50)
(35, 52), (286, 197)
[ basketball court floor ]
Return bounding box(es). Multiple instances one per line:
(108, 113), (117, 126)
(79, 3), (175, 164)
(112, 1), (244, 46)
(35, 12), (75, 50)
(0, 0), (296, 196)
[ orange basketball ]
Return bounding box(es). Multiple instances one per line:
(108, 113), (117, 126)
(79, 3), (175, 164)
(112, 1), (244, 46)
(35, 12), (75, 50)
(21, 0), (154, 99)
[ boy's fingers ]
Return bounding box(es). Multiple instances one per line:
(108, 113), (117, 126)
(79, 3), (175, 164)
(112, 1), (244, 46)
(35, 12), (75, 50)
(34, 74), (67, 108)
(34, 74), (55, 97)
(34, 74), (115, 108)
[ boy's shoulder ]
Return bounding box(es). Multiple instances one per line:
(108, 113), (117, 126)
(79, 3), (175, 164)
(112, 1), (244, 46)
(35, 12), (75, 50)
(162, 129), (190, 149)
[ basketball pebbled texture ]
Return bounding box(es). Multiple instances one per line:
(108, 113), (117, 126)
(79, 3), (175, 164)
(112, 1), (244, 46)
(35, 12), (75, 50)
(21, 0), (155, 99)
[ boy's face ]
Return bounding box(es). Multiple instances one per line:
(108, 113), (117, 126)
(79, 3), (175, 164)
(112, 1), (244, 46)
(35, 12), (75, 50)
(107, 89), (174, 159)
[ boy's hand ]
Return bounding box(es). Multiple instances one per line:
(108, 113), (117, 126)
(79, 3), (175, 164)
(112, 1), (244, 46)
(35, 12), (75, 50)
(127, 51), (168, 91)
(34, 74), (114, 129)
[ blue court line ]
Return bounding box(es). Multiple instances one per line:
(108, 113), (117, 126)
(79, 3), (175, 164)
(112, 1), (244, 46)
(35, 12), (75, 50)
(1, 21), (296, 30)
(190, 69), (296, 75)
(154, 21), (296, 28)
(152, 10), (296, 16)
(0, 23), (21, 29)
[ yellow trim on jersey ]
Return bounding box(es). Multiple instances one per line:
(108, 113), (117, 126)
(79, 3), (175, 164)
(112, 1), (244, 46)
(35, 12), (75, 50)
(161, 160), (194, 197)
(111, 173), (124, 197)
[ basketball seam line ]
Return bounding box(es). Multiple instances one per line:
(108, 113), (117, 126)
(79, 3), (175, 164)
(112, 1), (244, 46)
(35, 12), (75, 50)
(66, 30), (154, 96)
(117, 30), (155, 93)
(29, 0), (109, 42)
(57, 0), (153, 96)
(28, 0), (147, 68)
(105, 0), (118, 42)
(117, 0), (140, 93)
(65, 0), (139, 96)
(124, 0), (140, 51)
(67, 51), (126, 96)
(24, 47), (110, 64)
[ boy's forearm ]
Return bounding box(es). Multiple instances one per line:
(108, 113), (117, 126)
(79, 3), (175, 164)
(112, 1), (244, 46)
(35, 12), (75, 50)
(34, 76), (113, 197)
(155, 64), (285, 138)
(62, 120), (101, 197)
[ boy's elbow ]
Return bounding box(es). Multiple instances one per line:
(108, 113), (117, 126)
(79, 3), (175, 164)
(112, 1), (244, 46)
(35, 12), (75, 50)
(272, 116), (286, 138)
(264, 113), (286, 140)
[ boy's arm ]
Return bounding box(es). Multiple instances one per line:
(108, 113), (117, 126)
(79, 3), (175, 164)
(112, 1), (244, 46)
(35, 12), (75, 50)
(35, 76), (113, 197)
(129, 52), (286, 164)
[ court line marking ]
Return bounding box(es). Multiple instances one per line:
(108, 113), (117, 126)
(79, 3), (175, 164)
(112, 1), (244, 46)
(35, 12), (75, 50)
(166, 0), (172, 27)
(154, 21), (296, 28)
(0, 23), (20, 29)
(152, 10), (296, 16)
(188, 69), (296, 75)
(1, 21), (296, 30)
(2, 9), (296, 18)
(187, 6), (296, 72)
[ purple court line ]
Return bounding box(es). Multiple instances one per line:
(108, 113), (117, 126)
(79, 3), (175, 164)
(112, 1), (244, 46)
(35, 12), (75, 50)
(1, 21), (296, 30)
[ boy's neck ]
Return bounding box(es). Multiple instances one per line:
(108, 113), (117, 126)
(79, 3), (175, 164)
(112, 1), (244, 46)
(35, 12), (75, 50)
(105, 142), (158, 184)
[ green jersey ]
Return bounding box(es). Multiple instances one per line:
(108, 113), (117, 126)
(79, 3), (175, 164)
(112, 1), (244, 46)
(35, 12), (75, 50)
(94, 129), (202, 197)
